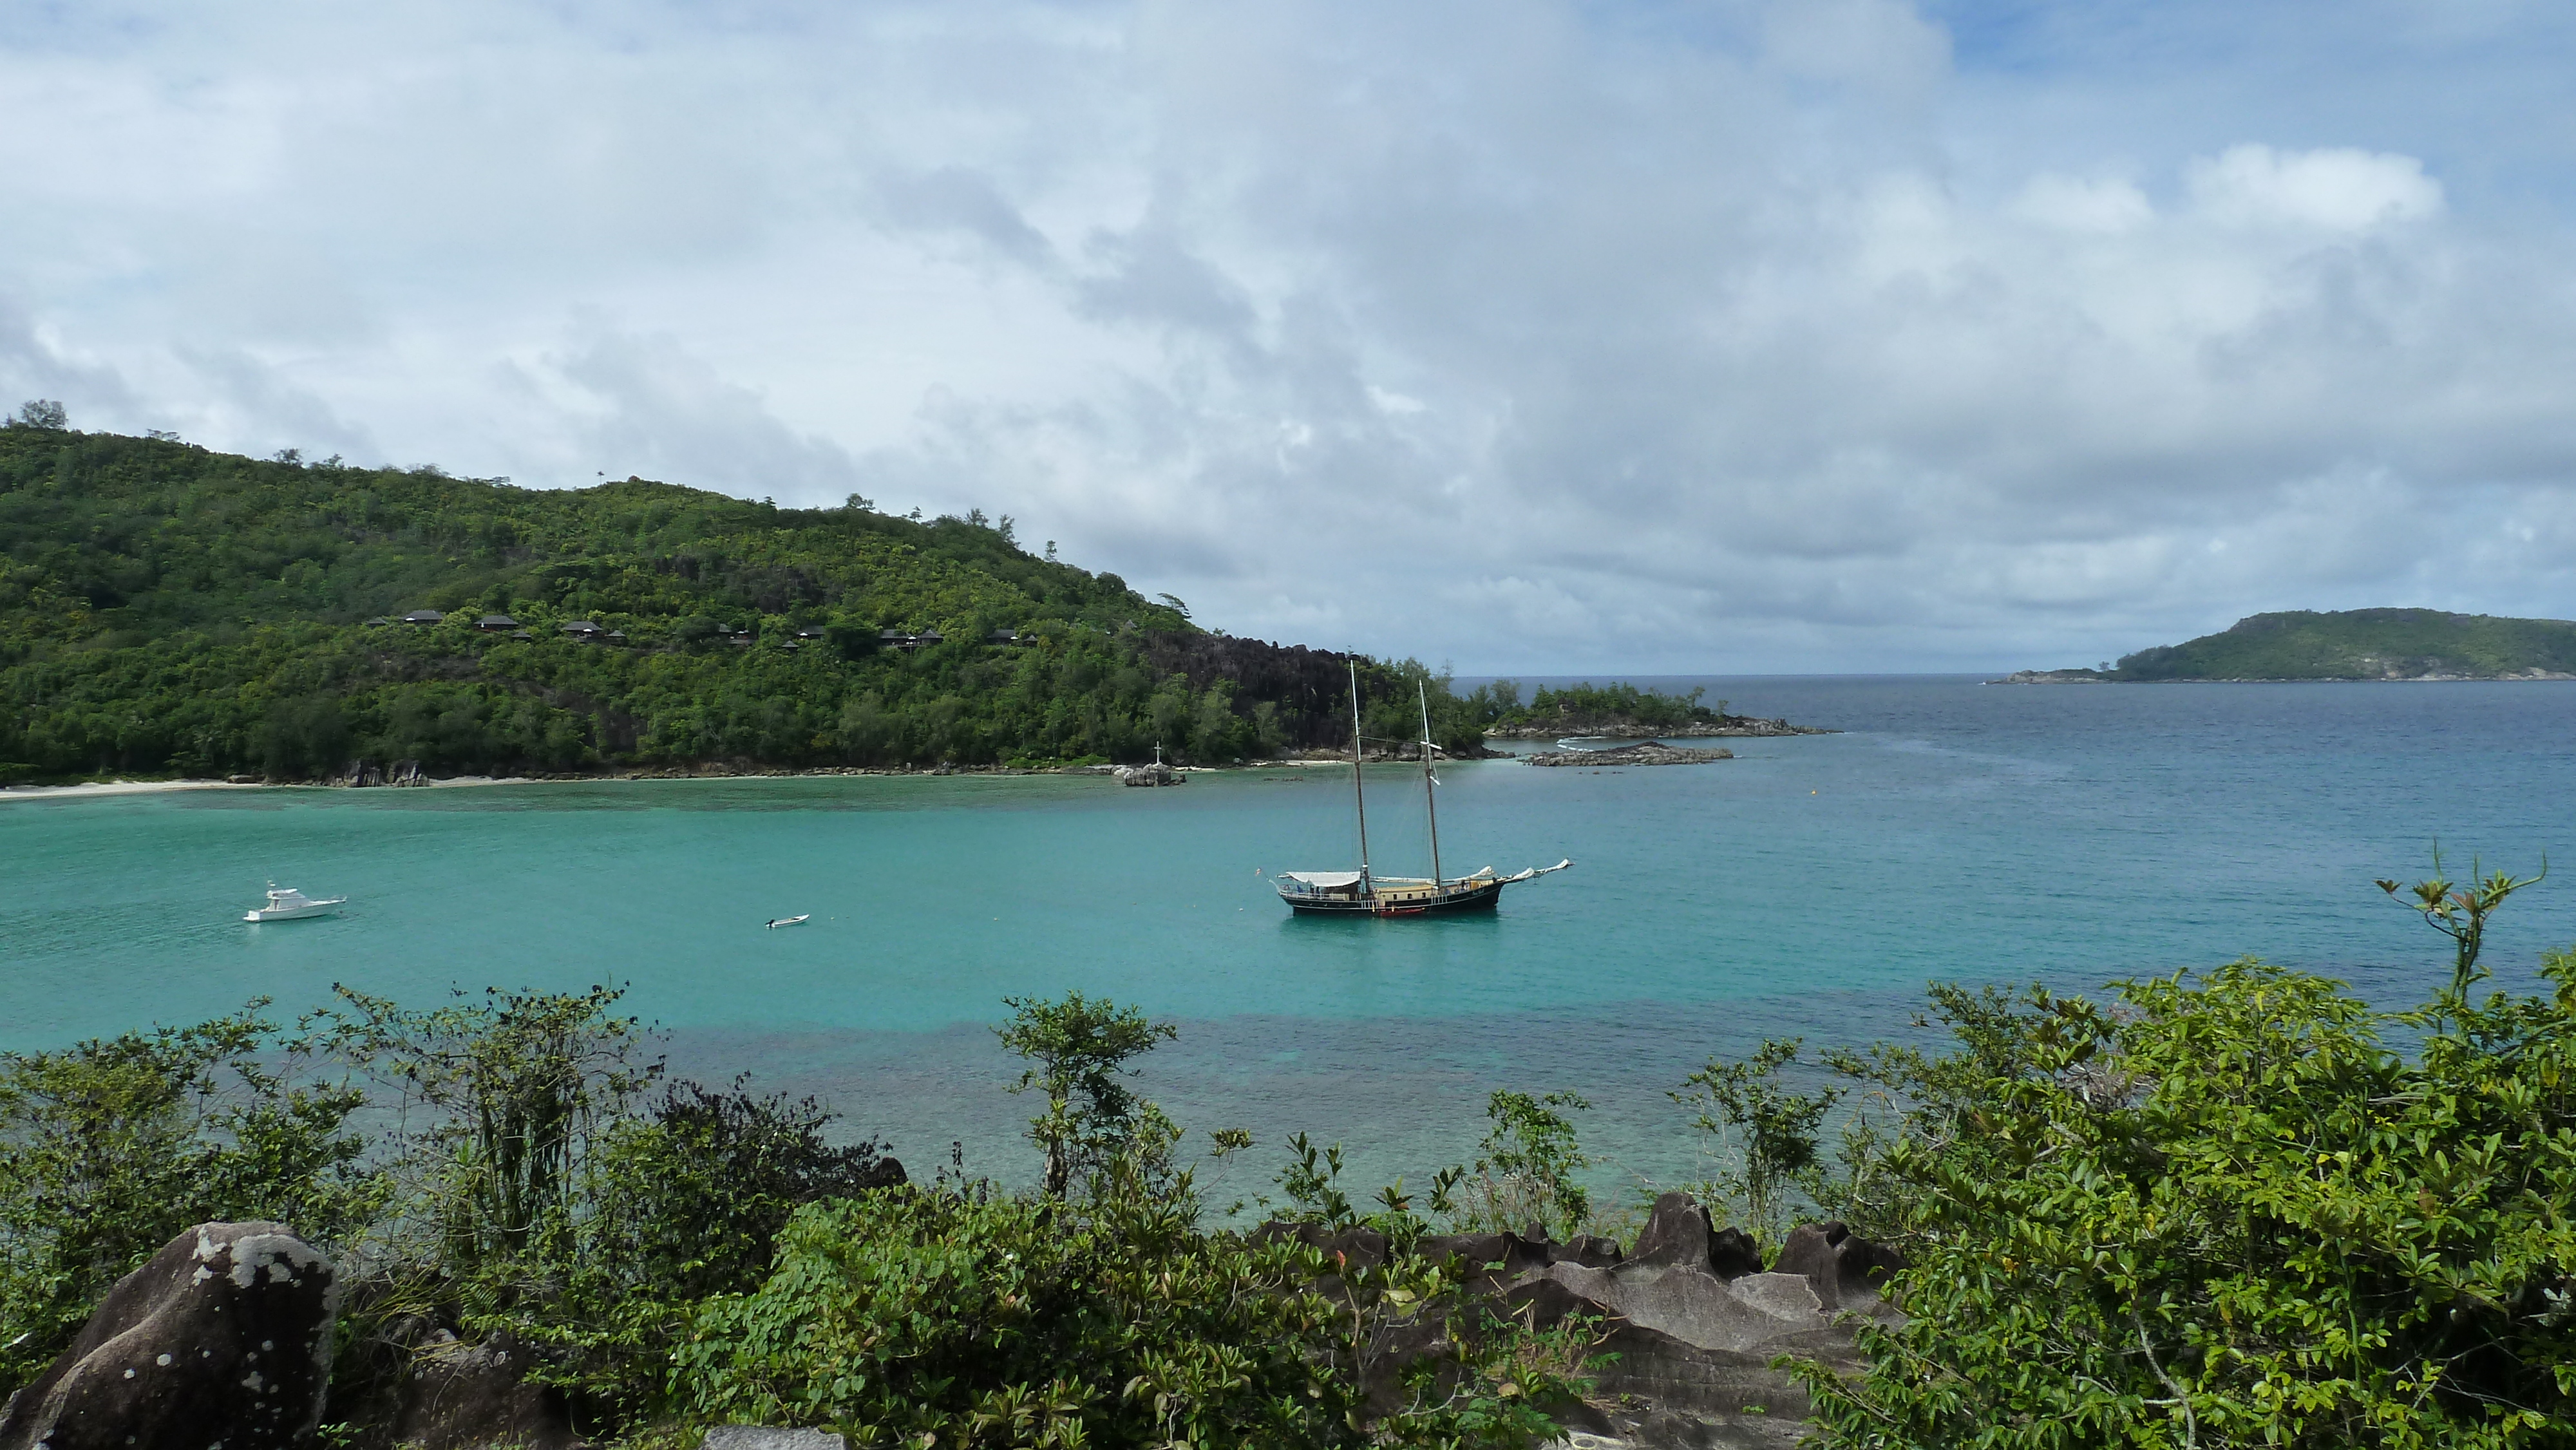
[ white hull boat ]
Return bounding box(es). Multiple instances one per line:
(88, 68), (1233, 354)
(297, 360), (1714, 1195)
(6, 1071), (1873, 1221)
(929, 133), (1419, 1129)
(245, 884), (345, 922)
(766, 914), (810, 929)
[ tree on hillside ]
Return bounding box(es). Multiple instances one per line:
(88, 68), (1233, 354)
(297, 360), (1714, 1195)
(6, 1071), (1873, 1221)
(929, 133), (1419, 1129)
(7, 400), (66, 431)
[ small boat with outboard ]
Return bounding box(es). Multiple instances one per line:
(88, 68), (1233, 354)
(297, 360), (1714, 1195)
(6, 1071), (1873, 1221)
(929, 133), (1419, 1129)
(244, 884), (346, 922)
(1276, 666), (1573, 917)
(766, 914), (810, 929)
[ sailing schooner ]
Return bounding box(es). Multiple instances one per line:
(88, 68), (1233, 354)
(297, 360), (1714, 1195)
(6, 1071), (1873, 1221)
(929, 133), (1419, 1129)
(1275, 664), (1573, 916)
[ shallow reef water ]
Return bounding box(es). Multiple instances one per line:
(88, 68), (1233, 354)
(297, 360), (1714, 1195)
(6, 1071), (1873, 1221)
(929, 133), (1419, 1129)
(8, 675), (2571, 1196)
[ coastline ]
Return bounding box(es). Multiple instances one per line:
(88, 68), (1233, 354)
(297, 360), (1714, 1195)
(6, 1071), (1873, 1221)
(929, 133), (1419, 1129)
(0, 757), (1383, 803)
(1, 779), (277, 801)
(0, 775), (549, 802)
(1988, 670), (2576, 684)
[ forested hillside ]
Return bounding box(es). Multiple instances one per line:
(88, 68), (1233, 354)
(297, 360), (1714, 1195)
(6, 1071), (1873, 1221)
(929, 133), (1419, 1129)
(0, 426), (1497, 782)
(2112, 608), (2576, 680)
(2002, 610), (2576, 683)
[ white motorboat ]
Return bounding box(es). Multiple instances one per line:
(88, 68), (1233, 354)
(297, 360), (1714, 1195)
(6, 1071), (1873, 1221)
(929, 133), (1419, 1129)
(244, 884), (345, 922)
(766, 914), (810, 929)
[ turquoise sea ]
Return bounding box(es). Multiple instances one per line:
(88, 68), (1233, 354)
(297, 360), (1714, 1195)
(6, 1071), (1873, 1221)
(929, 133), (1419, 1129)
(5, 676), (2571, 1196)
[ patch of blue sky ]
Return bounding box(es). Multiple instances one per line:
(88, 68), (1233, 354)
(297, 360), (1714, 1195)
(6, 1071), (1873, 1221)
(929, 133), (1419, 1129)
(1919, 0), (2576, 208)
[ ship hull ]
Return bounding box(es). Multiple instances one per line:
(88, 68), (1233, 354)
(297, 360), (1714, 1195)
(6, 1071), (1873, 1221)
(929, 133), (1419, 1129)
(1280, 879), (1506, 916)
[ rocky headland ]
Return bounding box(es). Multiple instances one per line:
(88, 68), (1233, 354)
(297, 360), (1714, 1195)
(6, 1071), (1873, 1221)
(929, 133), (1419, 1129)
(1985, 669), (2109, 684)
(1522, 742), (1736, 767)
(1486, 716), (1826, 740)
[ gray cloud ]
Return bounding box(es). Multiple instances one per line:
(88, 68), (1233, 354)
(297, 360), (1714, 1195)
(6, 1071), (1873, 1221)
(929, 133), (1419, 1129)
(3, 0), (2573, 670)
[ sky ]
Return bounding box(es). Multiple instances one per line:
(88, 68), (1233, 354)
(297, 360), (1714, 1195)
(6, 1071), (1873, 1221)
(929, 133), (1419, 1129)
(3, 0), (2573, 673)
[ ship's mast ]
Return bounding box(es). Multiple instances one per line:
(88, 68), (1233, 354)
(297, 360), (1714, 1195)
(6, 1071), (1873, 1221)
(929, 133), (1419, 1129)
(1349, 662), (1372, 894)
(1418, 679), (1443, 888)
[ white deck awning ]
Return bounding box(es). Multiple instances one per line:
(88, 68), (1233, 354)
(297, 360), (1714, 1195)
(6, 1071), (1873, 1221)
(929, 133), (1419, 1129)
(1278, 871), (1364, 887)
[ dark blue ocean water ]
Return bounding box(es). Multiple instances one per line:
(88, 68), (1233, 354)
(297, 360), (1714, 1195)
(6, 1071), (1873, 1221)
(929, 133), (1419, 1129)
(4, 675), (2570, 1198)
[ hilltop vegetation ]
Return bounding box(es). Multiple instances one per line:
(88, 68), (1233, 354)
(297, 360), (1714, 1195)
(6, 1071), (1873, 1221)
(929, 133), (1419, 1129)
(1490, 682), (1724, 734)
(1484, 682), (1828, 739)
(0, 425), (1506, 782)
(2013, 609), (2576, 683)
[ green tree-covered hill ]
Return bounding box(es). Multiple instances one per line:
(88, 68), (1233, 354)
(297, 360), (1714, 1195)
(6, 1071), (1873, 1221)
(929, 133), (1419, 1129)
(2003, 609), (2576, 683)
(0, 427), (1495, 782)
(2113, 609), (2576, 681)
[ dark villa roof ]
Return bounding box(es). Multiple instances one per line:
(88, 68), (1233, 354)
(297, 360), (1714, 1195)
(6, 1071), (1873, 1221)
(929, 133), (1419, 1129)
(782, 639), (802, 650)
(986, 628), (1020, 643)
(401, 610), (444, 624)
(879, 627), (911, 639)
(476, 614), (519, 628)
(364, 617), (393, 627)
(509, 630), (534, 640)
(560, 620), (604, 634)
(603, 630), (628, 642)
(914, 628), (945, 643)
(726, 634), (754, 646)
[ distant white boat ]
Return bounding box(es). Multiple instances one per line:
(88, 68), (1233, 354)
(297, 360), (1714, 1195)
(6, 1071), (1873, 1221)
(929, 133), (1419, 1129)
(245, 884), (345, 922)
(766, 914), (810, 929)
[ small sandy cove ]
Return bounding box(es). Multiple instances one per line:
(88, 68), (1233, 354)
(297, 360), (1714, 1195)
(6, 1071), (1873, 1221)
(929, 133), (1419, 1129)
(0, 777), (538, 802)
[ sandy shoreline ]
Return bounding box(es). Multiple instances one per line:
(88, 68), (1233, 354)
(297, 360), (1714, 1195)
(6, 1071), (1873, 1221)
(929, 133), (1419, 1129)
(0, 760), (1370, 803)
(0, 776), (545, 802)
(1, 779), (272, 801)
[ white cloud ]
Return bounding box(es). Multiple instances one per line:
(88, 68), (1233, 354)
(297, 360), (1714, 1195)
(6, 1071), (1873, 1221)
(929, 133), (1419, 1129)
(1, 0), (2572, 671)
(2010, 174), (2154, 234)
(2186, 144), (2445, 231)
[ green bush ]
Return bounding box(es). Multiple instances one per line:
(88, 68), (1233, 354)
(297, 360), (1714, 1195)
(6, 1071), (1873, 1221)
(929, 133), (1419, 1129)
(1797, 901), (2576, 1446)
(1449, 1091), (1595, 1241)
(674, 1169), (1587, 1450)
(996, 991), (1177, 1198)
(1673, 1039), (1845, 1254)
(488, 1078), (904, 1431)
(1494, 683), (1722, 732)
(0, 1004), (377, 1393)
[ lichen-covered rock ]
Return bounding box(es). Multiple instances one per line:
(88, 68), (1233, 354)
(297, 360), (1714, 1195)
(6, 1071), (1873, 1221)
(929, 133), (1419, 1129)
(1521, 743), (1734, 767)
(701, 1430), (848, 1450)
(390, 1329), (586, 1450)
(1536, 1260), (1830, 1359)
(1248, 1221), (1389, 1276)
(1768, 1220), (1906, 1312)
(0, 1222), (337, 1450)
(1625, 1193), (1761, 1279)
(1504, 1278), (1810, 1450)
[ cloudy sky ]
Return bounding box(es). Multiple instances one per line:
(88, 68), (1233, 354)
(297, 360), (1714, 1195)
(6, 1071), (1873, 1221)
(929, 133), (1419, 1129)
(4, 0), (2572, 672)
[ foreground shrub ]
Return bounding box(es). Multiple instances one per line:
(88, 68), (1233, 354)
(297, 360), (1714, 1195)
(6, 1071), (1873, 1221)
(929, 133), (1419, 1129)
(1799, 932), (2576, 1447)
(676, 1172), (1582, 1450)
(0, 1004), (375, 1394)
(492, 1078), (902, 1429)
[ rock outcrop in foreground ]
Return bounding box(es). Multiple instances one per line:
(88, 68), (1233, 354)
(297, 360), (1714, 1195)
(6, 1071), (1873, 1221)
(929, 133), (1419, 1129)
(1489, 717), (1826, 740)
(0, 1222), (338, 1450)
(14, 1200), (1894, 1450)
(1264, 1193), (1904, 1450)
(1523, 743), (1735, 767)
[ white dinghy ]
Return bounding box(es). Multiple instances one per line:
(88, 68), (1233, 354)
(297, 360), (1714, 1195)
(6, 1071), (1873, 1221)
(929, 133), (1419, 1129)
(766, 914), (810, 929)
(245, 883), (346, 922)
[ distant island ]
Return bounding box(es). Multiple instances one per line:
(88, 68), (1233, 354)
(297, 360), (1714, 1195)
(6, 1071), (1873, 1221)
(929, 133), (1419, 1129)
(0, 425), (1520, 784)
(1996, 608), (2576, 683)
